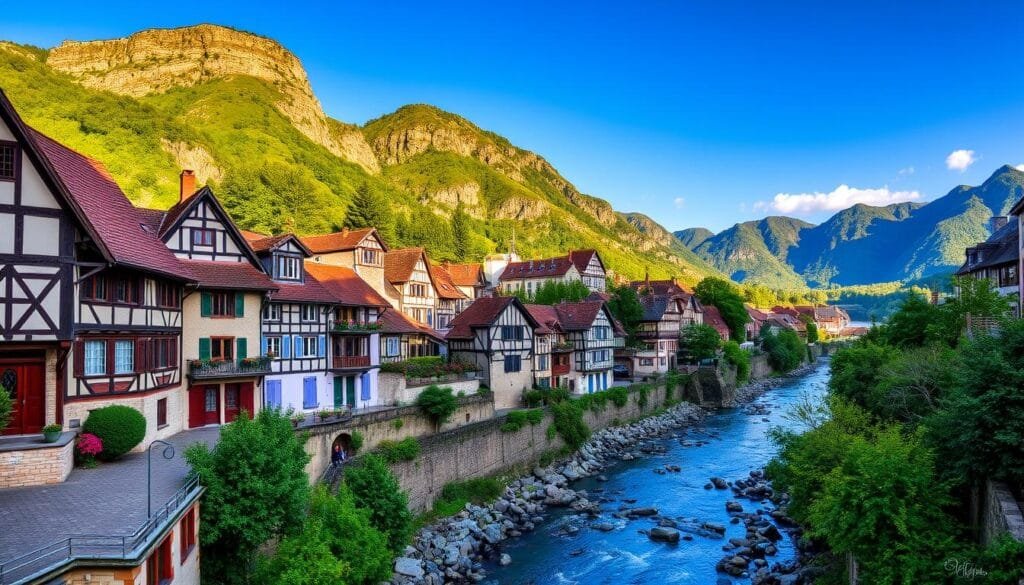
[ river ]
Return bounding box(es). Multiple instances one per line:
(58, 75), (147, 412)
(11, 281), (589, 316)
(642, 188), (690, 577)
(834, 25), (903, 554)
(481, 361), (831, 585)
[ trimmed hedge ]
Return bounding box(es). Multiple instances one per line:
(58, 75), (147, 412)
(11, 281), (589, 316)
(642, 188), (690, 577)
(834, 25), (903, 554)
(82, 405), (146, 460)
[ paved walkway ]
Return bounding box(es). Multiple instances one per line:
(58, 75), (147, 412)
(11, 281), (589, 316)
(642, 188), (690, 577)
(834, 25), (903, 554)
(0, 427), (219, 564)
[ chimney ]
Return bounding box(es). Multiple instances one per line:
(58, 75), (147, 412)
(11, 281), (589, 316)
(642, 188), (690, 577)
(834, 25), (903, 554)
(991, 216), (1008, 232)
(179, 170), (196, 202)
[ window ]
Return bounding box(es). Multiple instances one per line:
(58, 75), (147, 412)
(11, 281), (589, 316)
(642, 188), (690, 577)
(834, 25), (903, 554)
(265, 336), (281, 358)
(538, 355), (549, 370)
(84, 341), (106, 376)
(385, 337), (400, 356)
(277, 256), (301, 280)
(299, 336), (318, 358)
(504, 355), (521, 373)
(266, 380), (282, 409)
(111, 276), (140, 304)
(301, 305), (318, 322)
(81, 275), (107, 301)
(594, 326), (610, 340)
(114, 339), (134, 374)
(0, 143), (16, 181)
(157, 398), (168, 428)
(156, 282), (180, 308)
(180, 507), (197, 563)
(149, 338), (177, 370)
(501, 325), (523, 340)
(146, 533), (173, 585)
(639, 358), (654, 366)
(361, 248), (379, 265)
(409, 283), (426, 297)
(211, 337), (234, 361)
(211, 292), (235, 317)
(263, 304), (281, 321)
(192, 229), (214, 247)
(592, 350), (609, 363)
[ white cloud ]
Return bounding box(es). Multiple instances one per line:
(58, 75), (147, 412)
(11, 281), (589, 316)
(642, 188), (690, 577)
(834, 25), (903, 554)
(898, 166), (915, 176)
(673, 197), (686, 209)
(946, 149), (976, 172)
(755, 185), (923, 216)
(1015, 164), (1024, 172)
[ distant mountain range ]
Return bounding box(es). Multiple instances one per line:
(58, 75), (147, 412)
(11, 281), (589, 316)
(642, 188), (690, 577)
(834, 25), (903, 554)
(674, 165), (1024, 288)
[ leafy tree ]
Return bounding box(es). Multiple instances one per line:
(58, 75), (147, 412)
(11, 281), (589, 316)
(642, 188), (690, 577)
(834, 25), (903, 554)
(798, 314), (819, 343)
(529, 280), (591, 305)
(415, 385), (459, 429)
(185, 408), (311, 584)
(679, 323), (721, 362)
(451, 203), (470, 261)
(881, 293), (946, 348)
(694, 277), (750, 340)
(256, 520), (350, 585)
(828, 341), (897, 410)
(721, 341), (751, 383)
(761, 328), (805, 372)
(343, 454), (414, 554)
(309, 485), (392, 583)
(873, 344), (959, 424)
(605, 284), (644, 344)
(344, 183), (395, 244)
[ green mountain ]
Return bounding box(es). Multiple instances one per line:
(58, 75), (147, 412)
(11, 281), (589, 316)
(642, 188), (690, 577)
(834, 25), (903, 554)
(677, 166), (1024, 287)
(675, 227), (714, 249)
(0, 25), (719, 284)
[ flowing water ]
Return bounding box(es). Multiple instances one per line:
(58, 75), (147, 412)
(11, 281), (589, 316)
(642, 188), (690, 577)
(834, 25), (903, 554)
(482, 361), (831, 585)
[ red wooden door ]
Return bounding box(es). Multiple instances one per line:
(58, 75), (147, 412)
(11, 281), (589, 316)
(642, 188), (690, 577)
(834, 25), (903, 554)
(0, 360), (46, 435)
(239, 382), (254, 420)
(224, 384), (240, 422)
(188, 385), (220, 428)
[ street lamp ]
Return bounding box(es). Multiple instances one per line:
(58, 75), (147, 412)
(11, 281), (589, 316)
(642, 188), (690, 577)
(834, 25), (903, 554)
(148, 439), (175, 517)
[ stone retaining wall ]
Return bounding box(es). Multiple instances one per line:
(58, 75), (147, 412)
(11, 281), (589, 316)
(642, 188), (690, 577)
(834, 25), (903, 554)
(0, 434), (74, 488)
(981, 480), (1024, 545)
(378, 372), (480, 406)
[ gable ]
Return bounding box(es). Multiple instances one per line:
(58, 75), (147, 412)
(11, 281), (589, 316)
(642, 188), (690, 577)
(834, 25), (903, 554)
(160, 191), (259, 266)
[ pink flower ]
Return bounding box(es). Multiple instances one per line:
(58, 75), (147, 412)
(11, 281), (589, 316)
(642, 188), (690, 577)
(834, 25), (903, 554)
(77, 433), (103, 457)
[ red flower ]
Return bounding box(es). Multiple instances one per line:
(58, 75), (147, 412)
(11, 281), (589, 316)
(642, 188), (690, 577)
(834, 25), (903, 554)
(76, 433), (103, 457)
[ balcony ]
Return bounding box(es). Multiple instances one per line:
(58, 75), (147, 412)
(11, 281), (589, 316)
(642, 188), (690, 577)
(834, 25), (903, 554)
(333, 355), (371, 370)
(552, 363), (571, 376)
(331, 320), (381, 334)
(551, 341), (574, 353)
(188, 357), (271, 379)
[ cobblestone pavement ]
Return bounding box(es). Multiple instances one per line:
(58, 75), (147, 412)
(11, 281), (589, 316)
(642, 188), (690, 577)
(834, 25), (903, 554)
(0, 427), (219, 564)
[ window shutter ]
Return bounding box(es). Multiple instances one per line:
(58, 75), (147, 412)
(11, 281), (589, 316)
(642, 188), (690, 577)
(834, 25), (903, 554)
(200, 292), (212, 317)
(294, 336), (303, 358)
(73, 340), (84, 377)
(171, 339), (178, 369)
(236, 338), (247, 360)
(234, 294), (245, 317)
(261, 337), (268, 356)
(318, 335), (326, 358)
(281, 335), (291, 359)
(135, 338), (147, 373)
(198, 338), (211, 360)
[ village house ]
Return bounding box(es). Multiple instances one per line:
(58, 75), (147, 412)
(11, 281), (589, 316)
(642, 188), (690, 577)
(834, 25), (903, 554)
(429, 262), (470, 331)
(442, 262), (488, 304)
(524, 304), (557, 389)
(630, 278), (704, 326)
(630, 294), (685, 377)
(553, 300), (617, 393)
(701, 305), (731, 341)
(445, 296), (539, 409)
(499, 249), (607, 294)
(745, 306), (769, 340)
(810, 305), (851, 336)
(383, 247), (441, 328)
(764, 311), (807, 338)
(958, 214), (1020, 317)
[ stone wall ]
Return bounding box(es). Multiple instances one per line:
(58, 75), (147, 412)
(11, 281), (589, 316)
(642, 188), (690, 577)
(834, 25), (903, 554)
(303, 395), (494, 481)
(981, 480), (1024, 545)
(378, 372), (480, 406)
(0, 435), (74, 488)
(749, 354), (772, 381)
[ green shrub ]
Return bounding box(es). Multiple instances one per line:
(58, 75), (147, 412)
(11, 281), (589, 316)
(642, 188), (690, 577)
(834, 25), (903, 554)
(415, 385), (459, 429)
(350, 431), (364, 453)
(576, 390), (609, 413)
(500, 409), (544, 432)
(763, 329), (805, 373)
(636, 384), (650, 409)
(524, 389), (545, 408)
(82, 405), (146, 460)
(380, 356), (477, 379)
(551, 401), (590, 449)
(426, 477), (504, 520)
(344, 454), (413, 554)
(377, 437), (420, 463)
(722, 341), (751, 383)
(391, 419), (404, 430)
(0, 384), (11, 433)
(607, 386), (629, 408)
(545, 424), (557, 441)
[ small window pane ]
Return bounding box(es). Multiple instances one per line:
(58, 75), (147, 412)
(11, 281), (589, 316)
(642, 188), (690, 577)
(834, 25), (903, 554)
(114, 340), (134, 373)
(85, 341), (106, 376)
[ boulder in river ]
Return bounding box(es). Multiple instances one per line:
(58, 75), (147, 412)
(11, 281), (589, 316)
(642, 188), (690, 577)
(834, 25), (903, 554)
(649, 527), (681, 543)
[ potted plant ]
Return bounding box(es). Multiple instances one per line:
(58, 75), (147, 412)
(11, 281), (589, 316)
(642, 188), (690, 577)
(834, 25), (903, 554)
(290, 413), (305, 427)
(333, 407), (346, 419)
(42, 423), (62, 443)
(318, 409), (333, 422)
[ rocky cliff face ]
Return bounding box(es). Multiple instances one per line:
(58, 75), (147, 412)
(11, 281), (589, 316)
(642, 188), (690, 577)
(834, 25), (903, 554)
(47, 25), (379, 173)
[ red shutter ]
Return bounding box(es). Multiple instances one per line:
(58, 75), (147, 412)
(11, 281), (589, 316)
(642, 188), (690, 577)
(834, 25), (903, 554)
(171, 338), (178, 370)
(73, 340), (84, 377)
(135, 338), (147, 373)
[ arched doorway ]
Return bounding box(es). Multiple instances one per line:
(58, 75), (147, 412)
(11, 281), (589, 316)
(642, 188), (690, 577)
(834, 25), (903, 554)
(332, 433), (353, 459)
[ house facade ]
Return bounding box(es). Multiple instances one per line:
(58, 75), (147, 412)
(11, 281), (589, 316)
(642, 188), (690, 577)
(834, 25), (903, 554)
(556, 301), (615, 393)
(630, 294), (684, 377)
(958, 214), (1020, 317)
(445, 297), (539, 409)
(384, 248), (440, 327)
(429, 262), (469, 331)
(498, 249), (607, 294)
(442, 262), (488, 303)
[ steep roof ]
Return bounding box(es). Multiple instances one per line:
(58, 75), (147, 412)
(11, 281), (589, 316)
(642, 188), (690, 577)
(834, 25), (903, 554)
(638, 294), (677, 322)
(499, 255), (575, 281)
(301, 228), (386, 254)
(768, 312), (806, 332)
(442, 263), (485, 287)
(184, 260), (277, 291)
(269, 270), (339, 304)
(813, 305), (850, 321)
(18, 125), (194, 281)
(385, 248), (431, 284)
(524, 304), (560, 335)
(956, 220), (1019, 275)
(702, 305), (731, 340)
(569, 249), (603, 274)
(554, 300), (607, 331)
(745, 305), (770, 322)
(241, 231), (311, 256)
(429, 263), (469, 300)
(304, 262), (391, 307)
(445, 296), (538, 340)
(629, 279), (691, 297)
(378, 308), (444, 340)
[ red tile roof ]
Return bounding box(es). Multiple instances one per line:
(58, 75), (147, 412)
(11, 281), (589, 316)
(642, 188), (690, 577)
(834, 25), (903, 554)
(499, 255), (575, 281)
(385, 248), (430, 284)
(629, 279), (692, 297)
(442, 263), (485, 287)
(305, 262), (391, 307)
(745, 306), (770, 322)
(241, 230), (312, 255)
(445, 296), (538, 340)
(301, 228), (384, 254)
(429, 263), (469, 300)
(25, 128), (194, 281)
(702, 305), (731, 340)
(569, 249), (602, 274)
(554, 300), (607, 331)
(524, 304), (560, 335)
(183, 260), (277, 291)
(271, 271), (340, 304)
(378, 308), (444, 340)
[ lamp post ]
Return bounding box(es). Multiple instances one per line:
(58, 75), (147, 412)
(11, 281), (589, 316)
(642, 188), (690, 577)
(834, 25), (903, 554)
(148, 439), (175, 517)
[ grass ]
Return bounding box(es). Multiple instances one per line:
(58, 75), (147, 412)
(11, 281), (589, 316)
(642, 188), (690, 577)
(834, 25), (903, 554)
(416, 477), (505, 528)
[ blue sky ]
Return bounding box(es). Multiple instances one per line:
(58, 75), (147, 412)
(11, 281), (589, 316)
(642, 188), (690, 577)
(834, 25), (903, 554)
(3, 1), (1024, 232)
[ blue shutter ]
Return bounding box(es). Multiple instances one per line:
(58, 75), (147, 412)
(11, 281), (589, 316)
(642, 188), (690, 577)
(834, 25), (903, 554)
(281, 335), (291, 359)
(266, 380), (282, 409)
(294, 336), (303, 358)
(318, 335), (326, 358)
(261, 336), (268, 356)
(302, 377), (317, 409)
(360, 373), (371, 401)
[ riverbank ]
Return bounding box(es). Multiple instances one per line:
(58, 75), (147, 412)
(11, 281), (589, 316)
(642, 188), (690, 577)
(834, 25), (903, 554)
(391, 362), (826, 584)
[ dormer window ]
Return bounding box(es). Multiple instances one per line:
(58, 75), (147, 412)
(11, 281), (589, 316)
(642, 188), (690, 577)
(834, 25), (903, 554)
(277, 256), (301, 280)
(361, 248), (380, 265)
(0, 143), (16, 181)
(192, 229), (214, 247)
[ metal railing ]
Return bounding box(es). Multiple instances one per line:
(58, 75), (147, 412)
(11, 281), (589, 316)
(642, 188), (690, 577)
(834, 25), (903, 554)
(0, 476), (202, 585)
(188, 357), (271, 379)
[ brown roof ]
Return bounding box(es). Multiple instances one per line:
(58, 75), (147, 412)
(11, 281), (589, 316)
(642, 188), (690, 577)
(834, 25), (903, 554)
(385, 248), (431, 284)
(446, 296), (538, 340)
(429, 263), (469, 300)
(569, 249), (602, 274)
(183, 260), (277, 291)
(378, 309), (444, 340)
(301, 228), (384, 254)
(554, 300), (607, 331)
(269, 270), (340, 304)
(304, 262), (391, 307)
(771, 306), (801, 319)
(500, 255), (575, 281)
(524, 304), (560, 335)
(629, 279), (692, 297)
(702, 305), (731, 340)
(745, 306), (770, 322)
(240, 231), (312, 255)
(23, 127), (194, 281)
(768, 312), (807, 332)
(442, 263), (485, 287)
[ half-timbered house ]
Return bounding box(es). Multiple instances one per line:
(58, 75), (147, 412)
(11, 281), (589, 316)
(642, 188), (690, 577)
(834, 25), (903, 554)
(524, 304), (559, 389)
(302, 227), (388, 285)
(142, 180), (276, 428)
(446, 296), (539, 409)
(429, 262), (469, 331)
(499, 249), (607, 294)
(628, 293), (684, 377)
(442, 262), (488, 303)
(554, 301), (615, 393)
(384, 247), (440, 328)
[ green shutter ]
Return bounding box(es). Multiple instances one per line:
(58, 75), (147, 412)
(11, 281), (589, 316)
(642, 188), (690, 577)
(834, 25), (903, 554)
(234, 293), (245, 317)
(236, 338), (247, 360)
(198, 338), (211, 360)
(200, 292), (212, 317)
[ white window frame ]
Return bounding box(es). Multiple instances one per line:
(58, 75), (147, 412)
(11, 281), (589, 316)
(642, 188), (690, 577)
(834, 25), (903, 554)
(278, 256), (301, 280)
(300, 336), (318, 358)
(263, 304), (281, 321)
(113, 339), (134, 374)
(84, 340), (106, 376)
(301, 305), (318, 322)
(266, 336), (281, 358)
(385, 337), (400, 356)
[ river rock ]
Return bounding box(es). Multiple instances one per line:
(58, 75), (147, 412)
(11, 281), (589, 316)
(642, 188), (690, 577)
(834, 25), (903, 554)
(499, 553), (511, 566)
(394, 557), (424, 578)
(649, 526), (681, 543)
(711, 477), (728, 489)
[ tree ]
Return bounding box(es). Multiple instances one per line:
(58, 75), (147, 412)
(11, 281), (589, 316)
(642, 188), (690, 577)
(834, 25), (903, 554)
(761, 328), (805, 373)
(415, 384), (459, 429)
(185, 408), (311, 584)
(694, 277), (750, 341)
(530, 280), (590, 305)
(309, 485), (392, 584)
(256, 520), (350, 585)
(343, 454), (414, 554)
(721, 340), (751, 383)
(829, 341), (896, 409)
(451, 203), (470, 261)
(344, 184), (395, 244)
(605, 284), (644, 344)
(882, 293), (945, 348)
(679, 323), (721, 363)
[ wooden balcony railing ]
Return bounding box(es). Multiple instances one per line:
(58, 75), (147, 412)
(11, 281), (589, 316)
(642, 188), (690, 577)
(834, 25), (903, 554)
(552, 363), (571, 376)
(333, 355), (371, 369)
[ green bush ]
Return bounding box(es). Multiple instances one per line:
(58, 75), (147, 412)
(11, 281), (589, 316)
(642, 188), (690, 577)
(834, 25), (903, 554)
(722, 341), (751, 383)
(551, 401), (590, 449)
(350, 431), (365, 453)
(427, 477), (504, 520)
(377, 437), (420, 463)
(344, 454), (413, 554)
(500, 409), (544, 432)
(607, 386), (629, 408)
(680, 323), (722, 363)
(415, 385), (459, 429)
(762, 329), (805, 373)
(636, 384), (650, 409)
(524, 389), (545, 408)
(0, 384), (11, 433)
(82, 405), (146, 460)
(380, 356), (477, 379)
